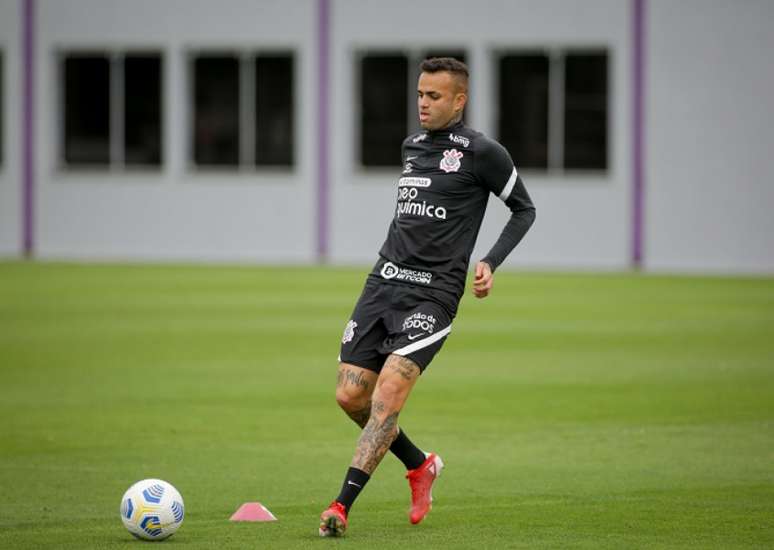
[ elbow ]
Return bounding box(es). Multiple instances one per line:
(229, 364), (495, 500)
(525, 207), (536, 228)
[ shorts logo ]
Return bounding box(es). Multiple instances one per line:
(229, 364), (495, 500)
(440, 149), (463, 173)
(380, 261), (432, 285)
(342, 320), (357, 344)
(402, 312), (437, 335)
(380, 262), (399, 279)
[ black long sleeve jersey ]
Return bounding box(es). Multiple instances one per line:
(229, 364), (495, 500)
(368, 120), (536, 310)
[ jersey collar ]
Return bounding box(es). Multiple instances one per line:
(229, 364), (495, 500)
(427, 119), (465, 137)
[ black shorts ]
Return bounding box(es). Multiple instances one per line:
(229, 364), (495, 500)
(339, 279), (456, 373)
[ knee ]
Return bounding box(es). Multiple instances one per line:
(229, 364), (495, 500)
(335, 386), (368, 413)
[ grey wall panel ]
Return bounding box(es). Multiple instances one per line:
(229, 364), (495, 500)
(0, 0), (21, 256)
(647, 0), (774, 273)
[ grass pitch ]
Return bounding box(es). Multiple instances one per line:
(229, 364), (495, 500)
(0, 262), (772, 549)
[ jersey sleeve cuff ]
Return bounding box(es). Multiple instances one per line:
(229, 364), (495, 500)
(480, 258), (497, 272)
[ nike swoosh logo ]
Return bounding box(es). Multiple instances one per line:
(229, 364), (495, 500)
(407, 333), (425, 341)
(406, 156), (418, 161)
(347, 481), (361, 488)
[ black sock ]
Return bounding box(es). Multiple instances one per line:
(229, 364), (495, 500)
(335, 467), (370, 512)
(390, 428), (426, 470)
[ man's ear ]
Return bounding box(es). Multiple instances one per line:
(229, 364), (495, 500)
(455, 92), (468, 113)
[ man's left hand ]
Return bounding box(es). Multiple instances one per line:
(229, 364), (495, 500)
(472, 261), (494, 299)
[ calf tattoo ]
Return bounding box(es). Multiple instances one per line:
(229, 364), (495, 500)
(352, 400), (399, 473)
(347, 401), (371, 428)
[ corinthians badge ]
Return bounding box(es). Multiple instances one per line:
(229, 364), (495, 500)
(439, 149), (463, 173)
(342, 319), (358, 344)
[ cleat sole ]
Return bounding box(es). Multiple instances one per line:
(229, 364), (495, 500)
(319, 515), (346, 537)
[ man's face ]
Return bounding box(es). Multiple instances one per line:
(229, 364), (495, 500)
(417, 71), (467, 130)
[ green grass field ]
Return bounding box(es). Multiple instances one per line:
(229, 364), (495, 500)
(1, 262), (773, 549)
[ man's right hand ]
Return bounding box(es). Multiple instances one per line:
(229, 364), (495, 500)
(472, 261), (494, 299)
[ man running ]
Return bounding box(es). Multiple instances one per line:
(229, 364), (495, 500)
(319, 57), (536, 537)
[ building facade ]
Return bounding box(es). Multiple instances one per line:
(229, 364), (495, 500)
(0, 0), (772, 272)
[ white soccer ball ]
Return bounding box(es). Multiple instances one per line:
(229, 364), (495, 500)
(120, 479), (185, 541)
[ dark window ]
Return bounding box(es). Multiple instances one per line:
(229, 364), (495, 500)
(498, 54), (549, 169)
(564, 52), (608, 170)
(61, 52), (162, 169)
(124, 55), (162, 166)
(193, 56), (239, 166)
(255, 54), (293, 166)
(64, 55), (110, 165)
(360, 54), (407, 167)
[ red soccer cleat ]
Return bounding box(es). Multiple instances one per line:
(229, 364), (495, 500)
(319, 501), (348, 537)
(406, 452), (444, 524)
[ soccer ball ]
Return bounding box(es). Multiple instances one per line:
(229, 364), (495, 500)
(120, 479), (184, 541)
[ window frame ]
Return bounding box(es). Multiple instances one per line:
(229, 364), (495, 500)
(255, 53), (296, 167)
(56, 48), (165, 172)
(495, 47), (611, 176)
(123, 53), (164, 168)
(563, 49), (609, 171)
(186, 48), (297, 173)
(497, 50), (551, 171)
(356, 50), (409, 170)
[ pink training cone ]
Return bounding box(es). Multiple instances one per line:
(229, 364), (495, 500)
(230, 502), (277, 522)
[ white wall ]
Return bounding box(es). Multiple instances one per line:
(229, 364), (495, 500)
(647, 0), (774, 273)
(3, 0), (772, 272)
(34, 0), (317, 262)
(0, 0), (20, 256)
(329, 0), (632, 270)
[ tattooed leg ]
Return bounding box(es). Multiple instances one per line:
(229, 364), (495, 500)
(350, 355), (421, 474)
(336, 363), (378, 428)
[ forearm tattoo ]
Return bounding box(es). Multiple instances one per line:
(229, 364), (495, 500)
(351, 400), (399, 474)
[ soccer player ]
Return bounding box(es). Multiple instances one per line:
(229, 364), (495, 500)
(319, 57), (536, 537)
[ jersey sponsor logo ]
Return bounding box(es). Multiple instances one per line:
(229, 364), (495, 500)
(412, 133), (428, 143)
(396, 187), (447, 219)
(380, 262), (399, 279)
(398, 177), (432, 188)
(381, 261), (433, 285)
(342, 320), (357, 344)
(440, 149), (463, 173)
(396, 186), (447, 220)
(448, 133), (470, 148)
(402, 312), (437, 334)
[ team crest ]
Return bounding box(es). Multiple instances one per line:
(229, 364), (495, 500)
(440, 149), (463, 173)
(342, 320), (357, 344)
